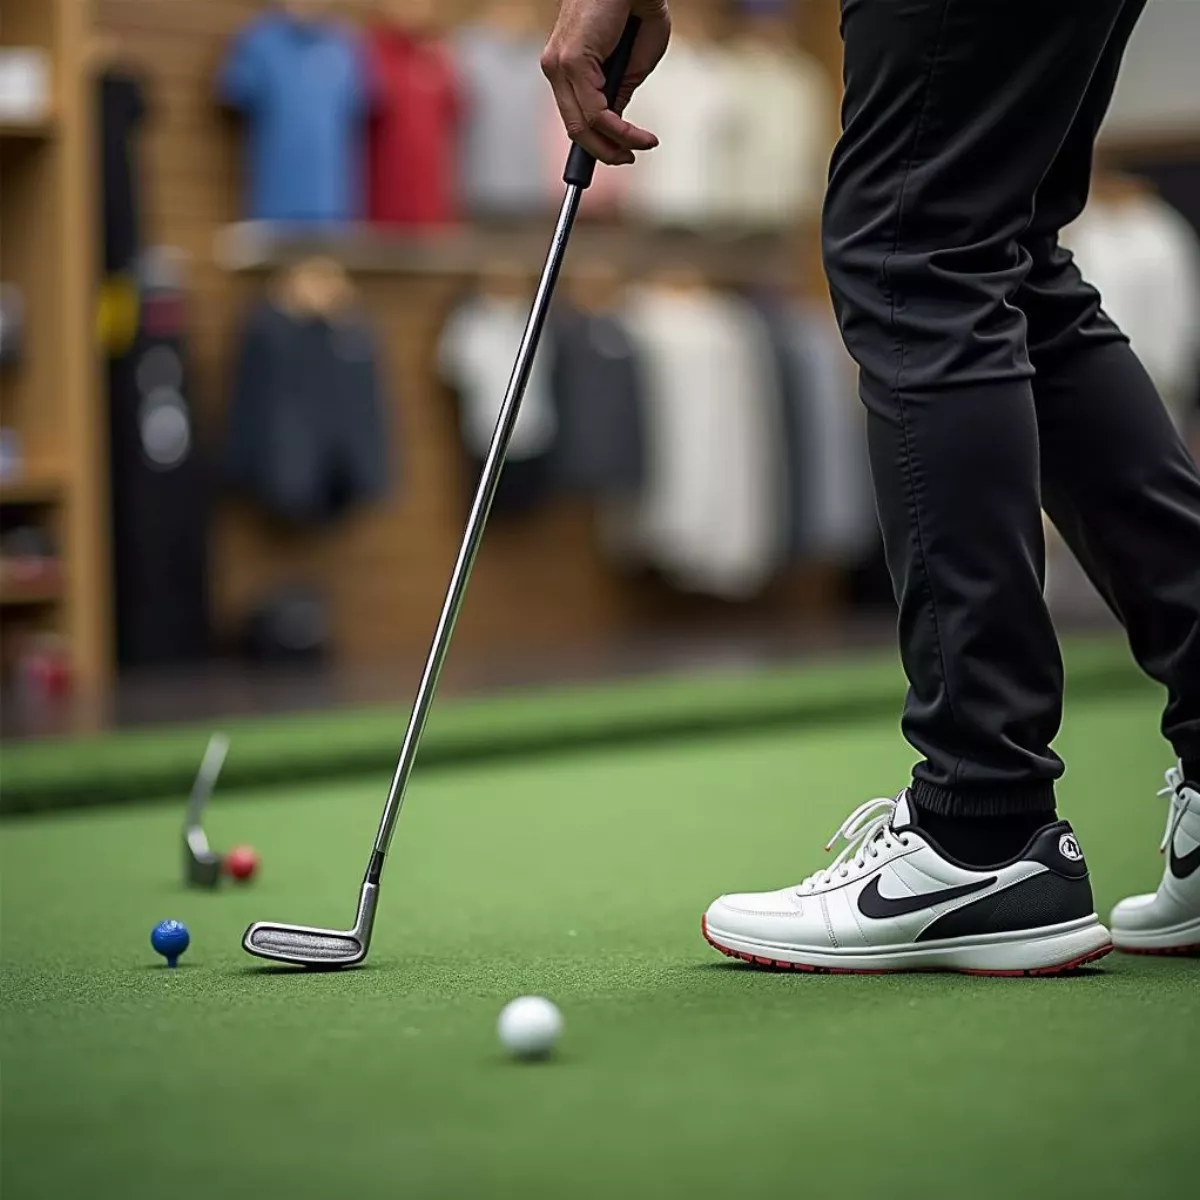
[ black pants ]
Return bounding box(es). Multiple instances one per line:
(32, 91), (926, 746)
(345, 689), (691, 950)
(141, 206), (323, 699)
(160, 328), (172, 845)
(822, 0), (1200, 815)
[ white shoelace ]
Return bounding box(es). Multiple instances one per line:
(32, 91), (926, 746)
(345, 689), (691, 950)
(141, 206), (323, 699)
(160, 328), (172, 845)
(798, 795), (911, 893)
(1157, 764), (1191, 854)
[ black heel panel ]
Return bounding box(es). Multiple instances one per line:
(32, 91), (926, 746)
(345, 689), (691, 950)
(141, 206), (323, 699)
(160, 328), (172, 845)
(916, 872), (1094, 942)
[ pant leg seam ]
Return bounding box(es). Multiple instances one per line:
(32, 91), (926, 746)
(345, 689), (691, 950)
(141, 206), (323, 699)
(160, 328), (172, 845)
(878, 0), (966, 790)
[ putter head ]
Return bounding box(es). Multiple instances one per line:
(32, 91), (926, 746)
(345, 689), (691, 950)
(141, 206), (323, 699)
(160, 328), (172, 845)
(242, 882), (378, 969)
(183, 733), (229, 888)
(184, 828), (222, 888)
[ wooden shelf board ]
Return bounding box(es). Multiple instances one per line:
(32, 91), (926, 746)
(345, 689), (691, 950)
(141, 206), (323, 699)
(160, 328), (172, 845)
(0, 583), (63, 607)
(213, 221), (802, 285)
(0, 116), (58, 141)
(0, 466), (68, 505)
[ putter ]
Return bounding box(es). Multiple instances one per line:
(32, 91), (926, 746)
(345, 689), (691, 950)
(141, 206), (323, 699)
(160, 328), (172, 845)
(242, 17), (642, 968)
(184, 732), (230, 887)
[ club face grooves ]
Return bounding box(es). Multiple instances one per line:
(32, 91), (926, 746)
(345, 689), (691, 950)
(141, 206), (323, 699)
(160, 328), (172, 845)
(243, 922), (365, 967)
(242, 885), (377, 969)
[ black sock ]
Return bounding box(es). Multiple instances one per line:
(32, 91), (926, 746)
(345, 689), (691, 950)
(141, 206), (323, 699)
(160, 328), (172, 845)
(911, 801), (1054, 868)
(1183, 761), (1200, 790)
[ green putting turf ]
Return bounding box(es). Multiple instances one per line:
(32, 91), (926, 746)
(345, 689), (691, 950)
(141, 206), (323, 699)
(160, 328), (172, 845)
(1, 686), (1195, 1199)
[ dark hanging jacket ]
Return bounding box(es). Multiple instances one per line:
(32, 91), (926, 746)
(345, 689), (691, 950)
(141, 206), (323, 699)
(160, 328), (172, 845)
(226, 300), (391, 524)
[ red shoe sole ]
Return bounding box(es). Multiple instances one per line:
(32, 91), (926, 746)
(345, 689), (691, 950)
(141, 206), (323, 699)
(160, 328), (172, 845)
(701, 914), (1113, 977)
(1115, 943), (1200, 957)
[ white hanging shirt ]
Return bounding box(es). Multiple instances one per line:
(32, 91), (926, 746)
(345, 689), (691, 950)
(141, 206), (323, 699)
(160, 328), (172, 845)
(437, 295), (557, 461)
(719, 43), (832, 229)
(609, 286), (786, 598)
(1064, 193), (1200, 423)
(784, 306), (877, 562)
(623, 39), (737, 228)
(452, 24), (551, 218)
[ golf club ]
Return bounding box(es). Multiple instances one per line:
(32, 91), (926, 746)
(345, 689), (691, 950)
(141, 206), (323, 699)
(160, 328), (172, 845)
(242, 17), (643, 968)
(184, 732), (230, 887)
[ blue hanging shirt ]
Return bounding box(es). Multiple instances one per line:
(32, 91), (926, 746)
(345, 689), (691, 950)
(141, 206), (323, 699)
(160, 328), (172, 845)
(220, 13), (367, 224)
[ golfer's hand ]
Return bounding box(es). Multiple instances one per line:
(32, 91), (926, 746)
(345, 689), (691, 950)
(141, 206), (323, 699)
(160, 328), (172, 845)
(541, 0), (671, 166)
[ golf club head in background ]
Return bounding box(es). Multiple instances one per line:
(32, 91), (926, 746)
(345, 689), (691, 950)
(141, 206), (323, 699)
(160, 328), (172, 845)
(185, 827), (223, 888)
(184, 732), (230, 889)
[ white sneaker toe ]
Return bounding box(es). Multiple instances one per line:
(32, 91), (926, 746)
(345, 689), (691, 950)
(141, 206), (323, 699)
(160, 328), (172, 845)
(1109, 893), (1158, 930)
(704, 889), (810, 942)
(1111, 765), (1200, 954)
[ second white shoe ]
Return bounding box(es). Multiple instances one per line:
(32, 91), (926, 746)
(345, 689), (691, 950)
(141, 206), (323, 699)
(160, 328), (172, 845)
(1110, 764), (1200, 956)
(703, 792), (1113, 976)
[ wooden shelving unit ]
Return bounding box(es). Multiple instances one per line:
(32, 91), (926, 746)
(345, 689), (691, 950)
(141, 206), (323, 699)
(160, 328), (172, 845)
(0, 0), (110, 690)
(78, 0), (843, 672)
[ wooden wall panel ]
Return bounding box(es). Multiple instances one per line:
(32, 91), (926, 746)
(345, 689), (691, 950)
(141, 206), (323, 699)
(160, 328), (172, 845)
(93, 0), (843, 662)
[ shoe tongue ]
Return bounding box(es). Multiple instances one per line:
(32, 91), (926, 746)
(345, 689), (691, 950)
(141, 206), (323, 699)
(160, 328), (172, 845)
(892, 789), (916, 829)
(1169, 763), (1199, 798)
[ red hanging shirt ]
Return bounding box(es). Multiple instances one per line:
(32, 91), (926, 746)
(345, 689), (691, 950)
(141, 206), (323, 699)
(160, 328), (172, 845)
(367, 25), (460, 227)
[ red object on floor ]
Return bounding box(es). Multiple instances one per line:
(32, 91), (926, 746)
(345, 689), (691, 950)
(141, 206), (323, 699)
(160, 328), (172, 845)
(225, 845), (259, 883)
(18, 641), (73, 700)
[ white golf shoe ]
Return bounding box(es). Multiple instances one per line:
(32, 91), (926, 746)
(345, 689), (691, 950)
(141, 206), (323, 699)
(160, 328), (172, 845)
(1110, 764), (1200, 956)
(703, 792), (1113, 976)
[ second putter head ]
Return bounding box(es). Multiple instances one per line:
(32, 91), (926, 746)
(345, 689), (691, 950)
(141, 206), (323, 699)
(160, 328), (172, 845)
(185, 828), (223, 888)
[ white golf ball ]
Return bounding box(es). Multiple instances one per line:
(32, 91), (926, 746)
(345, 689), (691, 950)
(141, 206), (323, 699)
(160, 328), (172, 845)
(497, 995), (563, 1059)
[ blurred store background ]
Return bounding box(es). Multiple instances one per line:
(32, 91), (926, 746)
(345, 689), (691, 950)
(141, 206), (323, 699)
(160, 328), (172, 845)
(1, 0), (1198, 737)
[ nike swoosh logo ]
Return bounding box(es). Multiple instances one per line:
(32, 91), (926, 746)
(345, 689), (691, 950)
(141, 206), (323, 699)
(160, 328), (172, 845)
(1169, 842), (1200, 880)
(857, 875), (997, 919)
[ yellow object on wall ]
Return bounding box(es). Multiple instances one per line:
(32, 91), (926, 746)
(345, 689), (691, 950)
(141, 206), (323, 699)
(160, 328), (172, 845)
(95, 273), (139, 356)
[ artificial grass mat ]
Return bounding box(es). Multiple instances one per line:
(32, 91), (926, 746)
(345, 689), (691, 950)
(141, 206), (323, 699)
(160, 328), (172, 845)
(0, 635), (1146, 814)
(1, 687), (1194, 1199)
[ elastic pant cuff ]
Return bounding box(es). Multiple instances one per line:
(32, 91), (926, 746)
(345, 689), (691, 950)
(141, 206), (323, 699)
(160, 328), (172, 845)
(910, 777), (1058, 818)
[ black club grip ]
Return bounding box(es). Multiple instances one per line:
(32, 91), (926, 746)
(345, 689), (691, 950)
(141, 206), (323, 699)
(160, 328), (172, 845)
(562, 15), (642, 190)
